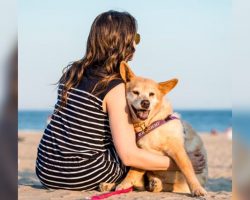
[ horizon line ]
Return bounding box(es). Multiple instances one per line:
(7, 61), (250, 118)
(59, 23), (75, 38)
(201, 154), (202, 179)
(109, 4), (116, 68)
(18, 108), (232, 112)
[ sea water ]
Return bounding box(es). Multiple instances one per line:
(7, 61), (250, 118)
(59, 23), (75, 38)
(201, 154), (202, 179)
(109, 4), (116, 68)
(18, 110), (232, 133)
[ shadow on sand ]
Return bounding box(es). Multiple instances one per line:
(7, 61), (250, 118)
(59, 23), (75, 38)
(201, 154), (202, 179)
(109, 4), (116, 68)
(18, 170), (46, 190)
(207, 178), (232, 192)
(19, 170), (232, 194)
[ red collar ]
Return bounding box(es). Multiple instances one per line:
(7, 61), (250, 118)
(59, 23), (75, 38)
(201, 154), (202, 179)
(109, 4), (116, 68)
(136, 114), (179, 142)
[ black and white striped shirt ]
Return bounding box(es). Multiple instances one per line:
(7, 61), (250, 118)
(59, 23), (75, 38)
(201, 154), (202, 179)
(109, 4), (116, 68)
(36, 71), (127, 191)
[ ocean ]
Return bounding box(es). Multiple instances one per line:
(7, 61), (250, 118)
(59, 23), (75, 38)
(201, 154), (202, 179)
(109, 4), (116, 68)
(18, 110), (232, 133)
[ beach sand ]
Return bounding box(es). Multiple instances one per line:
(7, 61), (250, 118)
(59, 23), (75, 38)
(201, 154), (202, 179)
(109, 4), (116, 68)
(18, 131), (232, 200)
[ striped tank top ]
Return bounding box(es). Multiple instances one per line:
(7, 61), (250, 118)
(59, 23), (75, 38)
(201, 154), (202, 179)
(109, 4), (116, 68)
(35, 68), (128, 191)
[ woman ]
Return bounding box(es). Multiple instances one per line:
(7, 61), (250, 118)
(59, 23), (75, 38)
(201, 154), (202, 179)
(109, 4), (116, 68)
(36, 10), (205, 191)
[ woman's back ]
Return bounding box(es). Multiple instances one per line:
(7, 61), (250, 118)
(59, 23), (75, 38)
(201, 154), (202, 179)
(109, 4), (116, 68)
(36, 67), (127, 190)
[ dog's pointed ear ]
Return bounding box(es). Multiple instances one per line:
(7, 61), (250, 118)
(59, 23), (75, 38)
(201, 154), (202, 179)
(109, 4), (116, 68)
(158, 79), (178, 94)
(120, 61), (136, 82)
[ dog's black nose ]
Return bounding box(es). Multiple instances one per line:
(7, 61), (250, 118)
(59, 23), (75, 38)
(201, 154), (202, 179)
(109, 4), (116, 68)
(141, 100), (150, 109)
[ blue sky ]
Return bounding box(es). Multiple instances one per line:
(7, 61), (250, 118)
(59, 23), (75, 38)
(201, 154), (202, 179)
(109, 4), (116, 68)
(19, 0), (232, 110)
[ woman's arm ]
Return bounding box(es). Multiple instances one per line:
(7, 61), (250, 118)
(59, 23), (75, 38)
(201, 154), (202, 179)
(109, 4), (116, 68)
(104, 83), (177, 171)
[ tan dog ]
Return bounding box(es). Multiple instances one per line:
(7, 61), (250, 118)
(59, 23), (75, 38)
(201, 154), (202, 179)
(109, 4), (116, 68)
(100, 62), (208, 196)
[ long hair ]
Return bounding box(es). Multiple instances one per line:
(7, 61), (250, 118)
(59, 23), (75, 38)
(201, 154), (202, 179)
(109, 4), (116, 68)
(58, 10), (138, 108)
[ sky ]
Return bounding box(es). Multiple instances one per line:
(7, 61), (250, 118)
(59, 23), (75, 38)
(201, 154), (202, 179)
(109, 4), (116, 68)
(19, 0), (232, 110)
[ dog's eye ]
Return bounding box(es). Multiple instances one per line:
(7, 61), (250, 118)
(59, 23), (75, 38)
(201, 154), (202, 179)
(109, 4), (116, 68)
(133, 91), (140, 95)
(149, 92), (155, 97)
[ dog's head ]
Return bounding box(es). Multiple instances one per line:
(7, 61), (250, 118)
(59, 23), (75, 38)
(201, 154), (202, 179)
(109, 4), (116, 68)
(120, 61), (178, 123)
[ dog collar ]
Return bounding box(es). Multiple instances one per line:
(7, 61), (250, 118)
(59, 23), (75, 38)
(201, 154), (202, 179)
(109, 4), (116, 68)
(133, 122), (147, 133)
(135, 114), (179, 142)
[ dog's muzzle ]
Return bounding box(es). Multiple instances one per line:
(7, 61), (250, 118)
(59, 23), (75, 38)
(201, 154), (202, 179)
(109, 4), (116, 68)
(132, 105), (150, 121)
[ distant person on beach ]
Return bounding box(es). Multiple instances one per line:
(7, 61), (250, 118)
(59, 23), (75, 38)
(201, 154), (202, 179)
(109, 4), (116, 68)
(210, 127), (232, 140)
(35, 10), (205, 190)
(225, 127), (232, 140)
(210, 129), (218, 136)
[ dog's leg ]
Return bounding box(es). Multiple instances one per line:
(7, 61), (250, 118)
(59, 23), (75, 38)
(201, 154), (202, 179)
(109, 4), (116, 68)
(147, 172), (164, 192)
(116, 168), (145, 191)
(99, 182), (116, 192)
(165, 141), (207, 197)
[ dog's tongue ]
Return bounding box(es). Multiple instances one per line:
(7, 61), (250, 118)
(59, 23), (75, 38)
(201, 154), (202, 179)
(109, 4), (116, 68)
(137, 110), (149, 120)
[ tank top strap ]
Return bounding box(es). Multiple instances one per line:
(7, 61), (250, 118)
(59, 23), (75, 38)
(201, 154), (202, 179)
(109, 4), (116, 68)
(77, 66), (124, 101)
(97, 78), (124, 100)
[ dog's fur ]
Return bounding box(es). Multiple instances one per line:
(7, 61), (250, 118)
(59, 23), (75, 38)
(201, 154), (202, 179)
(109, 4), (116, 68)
(100, 62), (208, 196)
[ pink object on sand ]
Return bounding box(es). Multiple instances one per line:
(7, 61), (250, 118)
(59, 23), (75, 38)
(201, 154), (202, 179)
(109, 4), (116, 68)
(90, 187), (133, 200)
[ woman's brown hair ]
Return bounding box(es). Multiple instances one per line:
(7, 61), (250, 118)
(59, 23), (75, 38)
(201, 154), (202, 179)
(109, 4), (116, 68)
(58, 10), (138, 108)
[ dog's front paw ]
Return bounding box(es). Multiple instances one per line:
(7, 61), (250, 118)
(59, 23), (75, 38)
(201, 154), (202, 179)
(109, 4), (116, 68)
(191, 185), (207, 197)
(99, 182), (116, 192)
(116, 182), (133, 191)
(148, 178), (162, 192)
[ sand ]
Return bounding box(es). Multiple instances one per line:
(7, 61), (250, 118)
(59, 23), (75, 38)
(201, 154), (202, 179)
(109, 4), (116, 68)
(18, 131), (232, 200)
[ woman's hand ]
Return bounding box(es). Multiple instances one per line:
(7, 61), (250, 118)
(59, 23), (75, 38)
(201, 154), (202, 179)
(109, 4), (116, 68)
(187, 149), (206, 174)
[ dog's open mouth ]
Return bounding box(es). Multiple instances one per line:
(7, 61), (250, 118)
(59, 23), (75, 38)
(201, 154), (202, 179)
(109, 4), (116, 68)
(132, 105), (150, 121)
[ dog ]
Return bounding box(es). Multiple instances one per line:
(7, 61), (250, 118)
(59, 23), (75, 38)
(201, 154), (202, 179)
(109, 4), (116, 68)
(100, 61), (208, 196)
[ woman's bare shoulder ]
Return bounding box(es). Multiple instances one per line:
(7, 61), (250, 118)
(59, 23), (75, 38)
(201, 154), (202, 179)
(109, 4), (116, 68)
(102, 82), (126, 112)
